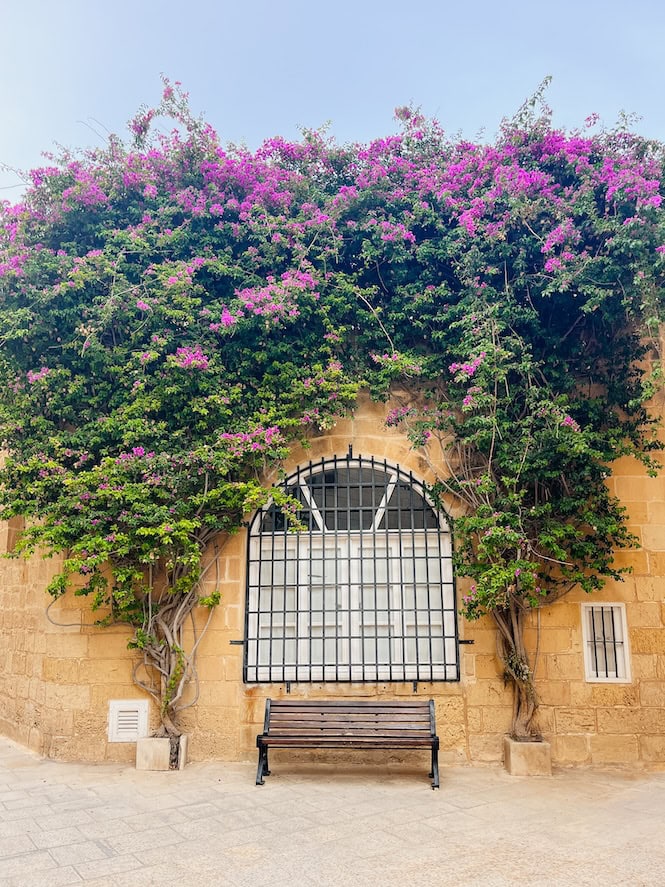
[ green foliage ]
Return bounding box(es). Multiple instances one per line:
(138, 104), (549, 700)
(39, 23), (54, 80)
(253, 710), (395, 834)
(1, 81), (664, 734)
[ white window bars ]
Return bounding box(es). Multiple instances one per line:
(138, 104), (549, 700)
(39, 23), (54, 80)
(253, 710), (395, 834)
(581, 603), (631, 683)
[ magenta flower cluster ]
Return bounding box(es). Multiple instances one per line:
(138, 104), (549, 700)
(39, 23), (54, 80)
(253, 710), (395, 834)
(219, 426), (284, 457)
(386, 405), (416, 427)
(27, 367), (50, 384)
(449, 353), (486, 379)
(173, 346), (210, 370)
(230, 269), (319, 324)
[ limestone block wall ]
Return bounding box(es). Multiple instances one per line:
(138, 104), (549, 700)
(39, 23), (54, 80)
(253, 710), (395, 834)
(0, 395), (663, 769)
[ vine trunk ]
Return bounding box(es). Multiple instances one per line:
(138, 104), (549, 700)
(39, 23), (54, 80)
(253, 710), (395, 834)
(492, 600), (540, 740)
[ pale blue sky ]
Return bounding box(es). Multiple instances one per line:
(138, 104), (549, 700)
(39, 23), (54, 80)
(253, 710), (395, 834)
(1, 0), (664, 195)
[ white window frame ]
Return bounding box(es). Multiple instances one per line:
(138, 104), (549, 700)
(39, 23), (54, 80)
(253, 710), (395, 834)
(581, 603), (631, 683)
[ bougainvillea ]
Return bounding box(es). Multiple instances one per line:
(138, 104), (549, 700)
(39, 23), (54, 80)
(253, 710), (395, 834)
(1, 80), (663, 740)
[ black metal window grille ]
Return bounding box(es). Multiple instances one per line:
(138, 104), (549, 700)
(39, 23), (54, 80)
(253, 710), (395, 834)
(244, 455), (459, 683)
(584, 605), (629, 681)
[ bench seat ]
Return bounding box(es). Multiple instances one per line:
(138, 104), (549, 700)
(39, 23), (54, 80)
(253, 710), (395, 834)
(256, 699), (440, 789)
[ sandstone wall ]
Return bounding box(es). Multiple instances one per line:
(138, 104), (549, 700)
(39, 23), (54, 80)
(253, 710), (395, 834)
(0, 396), (663, 768)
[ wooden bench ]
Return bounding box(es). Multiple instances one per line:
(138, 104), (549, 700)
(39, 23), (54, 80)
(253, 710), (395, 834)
(256, 699), (440, 789)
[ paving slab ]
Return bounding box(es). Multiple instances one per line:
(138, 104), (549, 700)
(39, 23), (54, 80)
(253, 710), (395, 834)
(0, 736), (664, 886)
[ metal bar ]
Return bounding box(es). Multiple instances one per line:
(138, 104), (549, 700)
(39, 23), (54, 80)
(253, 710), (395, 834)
(600, 606), (609, 678)
(407, 475), (420, 679)
(332, 458), (340, 682)
(382, 459), (393, 681)
(609, 606), (619, 678)
(243, 518), (254, 683)
(590, 607), (600, 678)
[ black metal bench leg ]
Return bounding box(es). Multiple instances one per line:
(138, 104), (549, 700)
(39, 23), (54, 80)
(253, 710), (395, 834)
(256, 744), (267, 785)
(431, 743), (440, 790)
(264, 748), (271, 776)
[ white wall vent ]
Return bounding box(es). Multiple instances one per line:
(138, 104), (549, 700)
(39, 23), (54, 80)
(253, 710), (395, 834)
(108, 699), (150, 742)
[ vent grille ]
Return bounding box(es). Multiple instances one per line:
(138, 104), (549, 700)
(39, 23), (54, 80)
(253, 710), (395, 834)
(108, 700), (149, 742)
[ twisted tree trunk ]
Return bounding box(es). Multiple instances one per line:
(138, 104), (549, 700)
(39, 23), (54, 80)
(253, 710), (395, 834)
(492, 597), (541, 740)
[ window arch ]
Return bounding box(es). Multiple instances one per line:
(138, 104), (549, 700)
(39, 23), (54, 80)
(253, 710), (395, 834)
(244, 455), (459, 683)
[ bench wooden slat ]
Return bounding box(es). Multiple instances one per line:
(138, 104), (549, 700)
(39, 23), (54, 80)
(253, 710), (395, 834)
(264, 736), (432, 748)
(270, 711), (430, 725)
(267, 726), (432, 733)
(269, 704), (430, 711)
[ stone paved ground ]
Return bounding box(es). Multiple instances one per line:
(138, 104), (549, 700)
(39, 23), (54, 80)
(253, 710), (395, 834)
(0, 736), (664, 886)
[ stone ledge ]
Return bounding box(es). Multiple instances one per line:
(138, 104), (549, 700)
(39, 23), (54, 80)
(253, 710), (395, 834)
(503, 736), (552, 776)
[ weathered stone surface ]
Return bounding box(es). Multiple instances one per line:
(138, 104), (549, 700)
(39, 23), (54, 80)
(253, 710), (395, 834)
(639, 734), (665, 762)
(591, 734), (640, 764)
(555, 707), (597, 733)
(552, 734), (590, 764)
(503, 736), (552, 776)
(135, 737), (171, 770)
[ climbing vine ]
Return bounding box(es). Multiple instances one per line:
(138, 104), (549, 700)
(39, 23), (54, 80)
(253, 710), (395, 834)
(1, 79), (663, 739)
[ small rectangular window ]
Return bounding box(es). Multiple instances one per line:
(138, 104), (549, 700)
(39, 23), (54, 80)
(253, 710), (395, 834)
(581, 604), (631, 683)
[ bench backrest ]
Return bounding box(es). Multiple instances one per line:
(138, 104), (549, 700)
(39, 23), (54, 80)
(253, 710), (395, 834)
(263, 699), (436, 738)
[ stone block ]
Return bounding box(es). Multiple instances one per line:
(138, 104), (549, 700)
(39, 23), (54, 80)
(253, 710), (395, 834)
(474, 654), (501, 679)
(45, 635), (89, 658)
(78, 659), (133, 684)
(465, 680), (513, 707)
(631, 654), (659, 680)
(555, 707), (597, 733)
(194, 656), (225, 682)
(503, 737), (552, 776)
(537, 681), (570, 706)
(535, 705), (555, 733)
(597, 706), (665, 734)
(595, 684), (639, 706)
(624, 501), (650, 522)
(460, 630), (497, 654)
(223, 604), (243, 631)
(433, 696), (466, 725)
(466, 707), (482, 732)
(523, 628), (574, 654)
(630, 628), (665, 654)
(648, 502), (665, 523)
(627, 601), (664, 627)
(221, 654), (243, 683)
(639, 682), (665, 707)
(481, 706), (513, 733)
(590, 734), (639, 764)
(136, 737), (171, 770)
(647, 552), (665, 576)
(85, 634), (134, 659)
(546, 654), (584, 681)
(439, 722), (466, 750)
(552, 734), (590, 764)
(42, 708), (74, 736)
(41, 657), (80, 683)
(468, 733), (503, 763)
(639, 735), (665, 762)
(195, 706), (237, 733)
(610, 551), (649, 575)
(613, 476), (664, 503)
(641, 525), (665, 551)
(48, 734), (107, 762)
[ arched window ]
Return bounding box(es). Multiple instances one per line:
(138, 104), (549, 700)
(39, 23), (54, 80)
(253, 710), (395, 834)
(244, 455), (459, 683)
